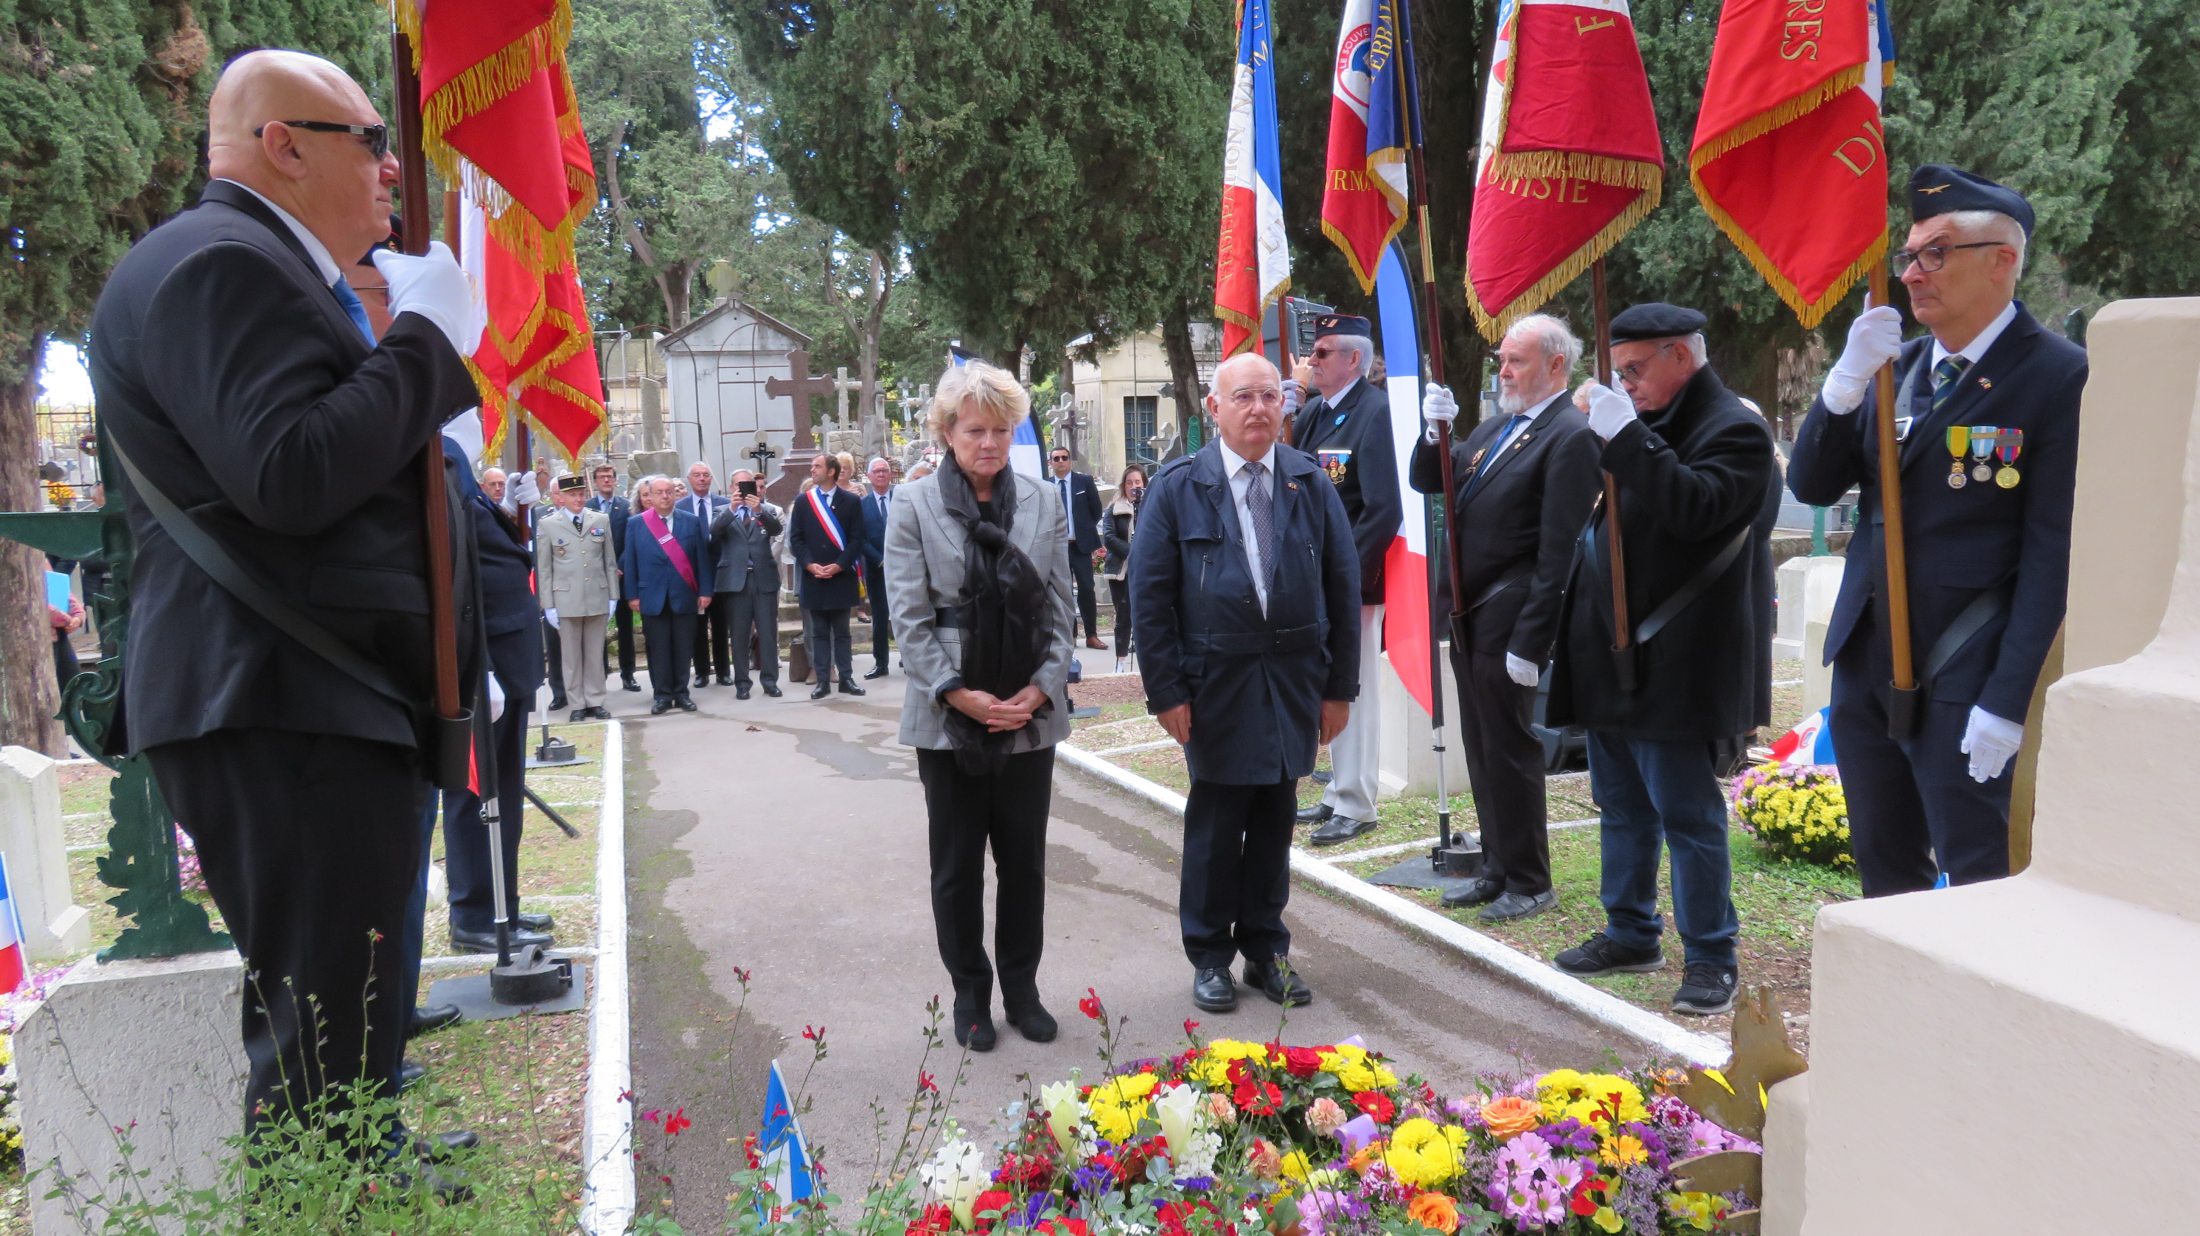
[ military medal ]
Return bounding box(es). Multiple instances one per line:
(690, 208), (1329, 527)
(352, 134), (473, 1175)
(1946, 425), (1970, 489)
(1316, 447), (1352, 485)
(1968, 426), (1997, 483)
(1995, 427), (2023, 489)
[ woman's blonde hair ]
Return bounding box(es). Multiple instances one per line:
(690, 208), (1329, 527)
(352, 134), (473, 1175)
(928, 359), (1030, 445)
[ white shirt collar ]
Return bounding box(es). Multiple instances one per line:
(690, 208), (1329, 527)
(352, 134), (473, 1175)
(1218, 438), (1278, 480)
(217, 179), (344, 287)
(1932, 300), (2019, 369)
(1323, 377), (1362, 409)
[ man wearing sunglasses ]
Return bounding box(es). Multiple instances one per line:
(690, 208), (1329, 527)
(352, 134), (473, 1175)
(88, 50), (482, 1150)
(1788, 166), (2085, 899)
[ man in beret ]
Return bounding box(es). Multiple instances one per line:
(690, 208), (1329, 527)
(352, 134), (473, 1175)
(1291, 314), (1402, 846)
(1545, 303), (1779, 1016)
(1788, 166), (2084, 897)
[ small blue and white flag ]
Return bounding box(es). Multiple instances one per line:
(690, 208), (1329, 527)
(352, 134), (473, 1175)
(0, 854), (28, 995)
(757, 1060), (815, 1210)
(1010, 415), (1045, 482)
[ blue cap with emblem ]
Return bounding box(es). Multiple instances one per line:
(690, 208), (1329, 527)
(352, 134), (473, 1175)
(1908, 164), (2034, 239)
(1313, 314), (1371, 339)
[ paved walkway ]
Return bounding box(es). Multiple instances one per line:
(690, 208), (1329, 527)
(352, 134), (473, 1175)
(597, 662), (1646, 1203)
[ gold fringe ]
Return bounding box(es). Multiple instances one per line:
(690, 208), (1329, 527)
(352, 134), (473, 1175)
(1688, 64), (1866, 172)
(1214, 273), (1292, 357)
(1461, 187), (1659, 342)
(1482, 152), (1663, 194)
(1321, 204), (1405, 298)
(1688, 167), (1886, 328)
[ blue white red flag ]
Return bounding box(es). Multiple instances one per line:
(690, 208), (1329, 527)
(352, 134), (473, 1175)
(1373, 244), (1434, 714)
(1320, 0), (1412, 293)
(1213, 0), (1290, 358)
(757, 1060), (816, 1213)
(0, 855), (27, 996)
(1770, 707), (1838, 768)
(1011, 415), (1045, 481)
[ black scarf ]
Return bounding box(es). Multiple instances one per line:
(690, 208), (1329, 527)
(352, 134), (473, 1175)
(937, 452), (1050, 774)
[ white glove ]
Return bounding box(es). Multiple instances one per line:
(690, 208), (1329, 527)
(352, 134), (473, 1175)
(1820, 305), (1905, 414)
(1423, 384), (1459, 428)
(1582, 382), (1638, 441)
(606, 599), (617, 617)
(509, 471), (540, 507)
(1282, 379), (1304, 417)
(486, 672), (505, 723)
(543, 608), (559, 629)
(1504, 653), (1540, 688)
(370, 241), (482, 357)
(1959, 705), (2024, 783)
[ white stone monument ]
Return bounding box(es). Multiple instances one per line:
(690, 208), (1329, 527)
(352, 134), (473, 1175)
(656, 298), (815, 485)
(0, 747), (92, 961)
(1769, 298), (2200, 1234)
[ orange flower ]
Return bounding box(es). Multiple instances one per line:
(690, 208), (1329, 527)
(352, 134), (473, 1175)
(1479, 1096), (1543, 1143)
(1346, 1142), (1386, 1175)
(1407, 1193), (1459, 1234)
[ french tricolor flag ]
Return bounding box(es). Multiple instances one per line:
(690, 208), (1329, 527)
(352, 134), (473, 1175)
(1212, 0), (1289, 358)
(0, 854), (29, 996)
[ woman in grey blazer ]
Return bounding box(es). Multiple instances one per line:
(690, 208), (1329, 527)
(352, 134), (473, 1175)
(884, 359), (1076, 1052)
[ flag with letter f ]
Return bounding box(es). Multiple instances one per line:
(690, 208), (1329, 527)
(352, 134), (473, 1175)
(1691, 0), (1895, 327)
(1213, 0), (1290, 359)
(1464, 0), (1664, 340)
(1319, 0), (1413, 293)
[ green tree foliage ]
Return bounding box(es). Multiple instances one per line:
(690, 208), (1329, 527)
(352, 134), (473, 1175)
(2066, 2), (2200, 300)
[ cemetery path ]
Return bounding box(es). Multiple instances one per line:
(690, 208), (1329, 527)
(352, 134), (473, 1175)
(613, 678), (1644, 1210)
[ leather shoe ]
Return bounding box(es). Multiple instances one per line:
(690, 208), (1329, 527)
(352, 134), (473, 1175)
(568, 708), (588, 722)
(397, 1059), (425, 1092)
(622, 679), (642, 692)
(1004, 999), (1058, 1043)
(419, 1129), (481, 1160)
(1311, 769), (1333, 785)
(449, 925), (554, 954)
(677, 698), (698, 712)
(1244, 957), (1312, 1007)
(1295, 802), (1335, 824)
(1439, 877), (1504, 910)
(1479, 889), (1557, 923)
(717, 673), (734, 686)
(809, 683), (831, 700)
(838, 682), (866, 696)
(650, 700), (671, 715)
(1085, 636), (1108, 650)
(736, 685), (752, 700)
(589, 706), (612, 719)
(1191, 967), (1238, 1013)
(954, 1008), (997, 1052)
(762, 684), (782, 697)
(515, 911), (555, 933)
(409, 1003), (462, 1039)
(693, 674), (710, 689)
(1308, 815), (1379, 846)
(864, 666), (890, 679)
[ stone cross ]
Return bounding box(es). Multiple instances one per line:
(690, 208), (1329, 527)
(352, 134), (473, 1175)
(832, 367), (864, 432)
(764, 349), (834, 451)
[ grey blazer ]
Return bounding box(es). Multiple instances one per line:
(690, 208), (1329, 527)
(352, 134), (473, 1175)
(885, 469), (1076, 752)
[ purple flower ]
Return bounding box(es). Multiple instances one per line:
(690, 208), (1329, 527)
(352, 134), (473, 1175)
(1531, 1118), (1596, 1154)
(1615, 1164), (1663, 1235)
(1173, 1177), (1215, 1192)
(1071, 1162), (1115, 1195)
(1487, 1137), (1585, 1227)
(1005, 1194), (1058, 1228)
(1444, 1096), (1485, 1126)
(1296, 1189), (1369, 1236)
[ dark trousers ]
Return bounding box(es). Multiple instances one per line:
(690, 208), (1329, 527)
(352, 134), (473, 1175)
(442, 695), (526, 933)
(1449, 635), (1550, 895)
(1829, 619), (2012, 895)
(1107, 578), (1133, 657)
(609, 602), (637, 682)
(147, 729), (426, 1133)
(541, 617), (564, 702)
(1585, 730), (1739, 969)
(401, 790), (439, 1075)
(1179, 778), (1296, 969)
(695, 592), (733, 680)
(917, 746), (1054, 1008)
(640, 607), (698, 703)
(724, 584), (780, 687)
(1067, 546), (1099, 640)
(51, 629), (78, 695)
(805, 606), (853, 684)
(865, 556), (892, 668)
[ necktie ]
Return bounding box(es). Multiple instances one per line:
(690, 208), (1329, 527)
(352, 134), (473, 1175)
(331, 278), (376, 347)
(1060, 478), (1073, 535)
(1932, 355), (1972, 410)
(572, 513), (582, 531)
(1242, 460), (1275, 592)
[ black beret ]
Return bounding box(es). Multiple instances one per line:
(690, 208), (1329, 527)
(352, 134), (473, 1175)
(1313, 314), (1371, 339)
(1609, 303), (1707, 343)
(1909, 164), (2034, 239)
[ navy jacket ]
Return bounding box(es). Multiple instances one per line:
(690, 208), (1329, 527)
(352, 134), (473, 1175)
(789, 485), (865, 609)
(1292, 378), (1402, 605)
(586, 492), (633, 559)
(860, 486), (895, 564)
(621, 508), (715, 615)
(1046, 471), (1104, 555)
(445, 439), (544, 699)
(1130, 442), (1361, 784)
(1787, 303), (2084, 722)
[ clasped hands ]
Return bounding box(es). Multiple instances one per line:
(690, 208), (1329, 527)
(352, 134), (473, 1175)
(947, 685), (1048, 733)
(1156, 699), (1351, 747)
(806, 562), (842, 579)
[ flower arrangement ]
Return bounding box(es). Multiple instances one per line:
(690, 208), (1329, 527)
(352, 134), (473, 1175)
(1730, 763), (1851, 869)
(175, 825), (207, 894)
(46, 481), (76, 509)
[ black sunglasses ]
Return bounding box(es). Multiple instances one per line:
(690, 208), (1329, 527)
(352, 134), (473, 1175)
(255, 120), (390, 159)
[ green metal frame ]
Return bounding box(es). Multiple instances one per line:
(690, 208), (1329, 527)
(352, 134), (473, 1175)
(0, 431), (229, 960)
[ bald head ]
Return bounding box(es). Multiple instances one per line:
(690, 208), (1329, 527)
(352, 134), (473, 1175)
(208, 50), (398, 268)
(1207, 352), (1285, 459)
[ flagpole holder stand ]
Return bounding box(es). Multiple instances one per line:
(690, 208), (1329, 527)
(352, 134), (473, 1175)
(1429, 837), (1483, 878)
(428, 954), (587, 1023)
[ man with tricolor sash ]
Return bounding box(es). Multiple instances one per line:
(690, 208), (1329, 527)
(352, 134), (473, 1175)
(1789, 167), (2086, 897)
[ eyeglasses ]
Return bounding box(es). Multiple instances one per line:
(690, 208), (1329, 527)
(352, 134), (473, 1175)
(254, 120), (390, 159)
(1613, 341), (1677, 386)
(1891, 241), (2002, 275)
(1222, 388), (1284, 409)
(1310, 345), (1345, 360)
(1050, 453), (1071, 462)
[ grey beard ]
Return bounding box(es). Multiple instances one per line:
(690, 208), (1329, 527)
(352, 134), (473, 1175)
(1496, 388), (1531, 416)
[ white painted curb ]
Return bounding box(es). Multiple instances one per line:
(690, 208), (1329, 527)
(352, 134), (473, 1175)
(1055, 743), (1727, 1065)
(581, 721), (635, 1233)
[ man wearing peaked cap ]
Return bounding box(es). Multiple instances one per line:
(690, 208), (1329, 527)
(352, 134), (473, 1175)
(1788, 165), (2086, 897)
(1290, 314), (1401, 847)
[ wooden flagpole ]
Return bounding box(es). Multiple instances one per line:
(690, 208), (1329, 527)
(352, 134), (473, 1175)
(1869, 263), (1919, 736)
(1591, 260), (1634, 691)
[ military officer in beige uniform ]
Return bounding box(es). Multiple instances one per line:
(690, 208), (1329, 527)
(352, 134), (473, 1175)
(537, 473), (618, 719)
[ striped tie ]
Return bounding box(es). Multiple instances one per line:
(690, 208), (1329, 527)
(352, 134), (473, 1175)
(1932, 355), (1971, 410)
(1243, 460), (1275, 592)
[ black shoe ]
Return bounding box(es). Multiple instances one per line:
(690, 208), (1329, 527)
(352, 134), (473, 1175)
(1243, 957), (1312, 1007)
(864, 666), (891, 680)
(397, 1059), (426, 1092)
(736, 685), (752, 700)
(569, 708), (589, 723)
(448, 925), (554, 954)
(622, 679), (642, 692)
(1671, 963), (1739, 1016)
(677, 697), (698, 712)
(1479, 889), (1558, 923)
(409, 1003), (462, 1040)
(1553, 932), (1666, 978)
(589, 706), (612, 719)
(547, 696), (568, 712)
(717, 673), (734, 686)
(1295, 802), (1335, 824)
(694, 674), (710, 689)
(1308, 815), (1379, 846)
(515, 911), (554, 934)
(1003, 999), (1058, 1043)
(650, 699), (672, 715)
(763, 684), (782, 697)
(954, 1008), (997, 1052)
(418, 1129), (480, 1160)
(809, 683), (831, 700)
(1191, 967), (1238, 1013)
(838, 681), (866, 696)
(1439, 877), (1504, 910)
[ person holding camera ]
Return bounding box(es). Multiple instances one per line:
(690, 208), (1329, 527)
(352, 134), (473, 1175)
(709, 470), (785, 700)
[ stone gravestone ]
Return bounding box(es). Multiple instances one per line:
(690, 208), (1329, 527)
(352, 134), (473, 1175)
(762, 350), (836, 505)
(658, 299), (815, 490)
(0, 747), (91, 960)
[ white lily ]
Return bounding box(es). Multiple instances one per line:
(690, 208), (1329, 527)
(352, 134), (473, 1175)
(1039, 1079), (1084, 1163)
(1152, 1083), (1203, 1159)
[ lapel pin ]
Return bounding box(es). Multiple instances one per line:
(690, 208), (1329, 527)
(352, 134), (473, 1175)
(1286, 480), (1298, 489)
(1977, 376), (1992, 390)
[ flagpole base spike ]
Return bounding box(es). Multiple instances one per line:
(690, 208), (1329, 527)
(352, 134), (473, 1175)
(490, 943), (573, 1006)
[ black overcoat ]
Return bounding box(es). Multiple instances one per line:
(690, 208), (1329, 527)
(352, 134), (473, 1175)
(1292, 379), (1402, 605)
(788, 485), (866, 610)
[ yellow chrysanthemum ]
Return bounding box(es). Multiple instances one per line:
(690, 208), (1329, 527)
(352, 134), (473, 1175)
(1189, 1039), (1272, 1088)
(1087, 1072), (1161, 1142)
(1278, 1150), (1314, 1181)
(1598, 1134), (1649, 1168)
(1381, 1118), (1461, 1188)
(1535, 1071), (1647, 1126)
(1317, 1043), (1397, 1093)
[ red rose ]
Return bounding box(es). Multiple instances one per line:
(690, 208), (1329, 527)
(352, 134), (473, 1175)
(1352, 1092), (1395, 1123)
(973, 1190), (1016, 1230)
(993, 1152), (1054, 1186)
(1284, 1047), (1325, 1079)
(908, 1204), (956, 1236)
